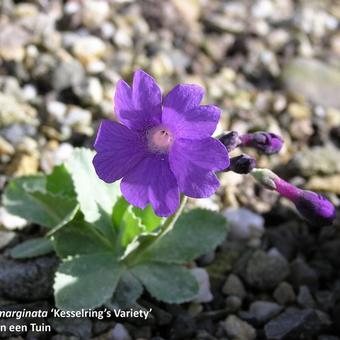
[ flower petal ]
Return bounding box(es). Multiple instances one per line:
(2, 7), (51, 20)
(121, 155), (179, 217)
(162, 84), (219, 139)
(164, 84), (204, 113)
(114, 70), (162, 131)
(169, 138), (229, 198)
(93, 120), (146, 183)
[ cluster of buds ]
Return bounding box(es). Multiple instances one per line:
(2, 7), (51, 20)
(219, 131), (336, 227)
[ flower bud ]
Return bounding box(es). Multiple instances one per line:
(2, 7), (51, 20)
(227, 154), (256, 174)
(294, 190), (336, 227)
(219, 131), (241, 152)
(250, 169), (336, 226)
(240, 132), (283, 154)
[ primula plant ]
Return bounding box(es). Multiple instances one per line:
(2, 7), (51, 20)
(2, 70), (336, 311)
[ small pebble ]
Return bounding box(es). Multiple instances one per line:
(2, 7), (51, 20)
(224, 315), (256, 340)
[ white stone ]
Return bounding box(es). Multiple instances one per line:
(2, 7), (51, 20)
(224, 208), (265, 243)
(47, 101), (67, 122)
(0, 207), (27, 230)
(40, 143), (74, 173)
(251, 0), (274, 19)
(82, 0), (110, 29)
(194, 198), (219, 211)
(72, 36), (106, 64)
(111, 323), (131, 340)
(64, 107), (91, 127)
(191, 268), (213, 303)
(22, 84), (37, 101)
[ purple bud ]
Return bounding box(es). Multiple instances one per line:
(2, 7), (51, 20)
(295, 190), (336, 227)
(240, 132), (283, 154)
(274, 177), (336, 227)
(219, 131), (241, 152)
(227, 154), (256, 174)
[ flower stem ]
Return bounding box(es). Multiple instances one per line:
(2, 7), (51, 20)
(125, 195), (187, 266)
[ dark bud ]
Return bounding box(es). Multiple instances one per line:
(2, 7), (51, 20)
(219, 131), (241, 152)
(227, 154), (256, 174)
(240, 132), (283, 154)
(295, 190), (336, 227)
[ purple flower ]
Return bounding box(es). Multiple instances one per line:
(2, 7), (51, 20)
(240, 132), (283, 154)
(219, 131), (241, 152)
(93, 70), (229, 217)
(226, 154), (256, 174)
(273, 177), (336, 227)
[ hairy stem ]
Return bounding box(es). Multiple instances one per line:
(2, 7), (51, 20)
(124, 195), (187, 266)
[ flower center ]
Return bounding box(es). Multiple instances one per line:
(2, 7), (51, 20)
(147, 126), (173, 153)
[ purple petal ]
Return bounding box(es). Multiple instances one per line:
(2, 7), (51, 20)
(164, 84), (204, 113)
(93, 120), (146, 183)
(169, 138), (229, 198)
(121, 155), (179, 217)
(114, 70), (162, 130)
(162, 84), (219, 139)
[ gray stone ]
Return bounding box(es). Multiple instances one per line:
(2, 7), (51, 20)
(222, 274), (246, 299)
(290, 258), (318, 290)
(73, 77), (103, 106)
(52, 59), (85, 91)
(297, 286), (316, 308)
(225, 296), (242, 312)
(265, 309), (324, 340)
(109, 323), (132, 340)
(245, 250), (290, 289)
(48, 318), (92, 339)
(290, 145), (340, 176)
(282, 58), (340, 109)
(273, 282), (296, 305)
(249, 301), (283, 323)
(1, 124), (37, 146)
(0, 255), (58, 301)
(224, 315), (256, 340)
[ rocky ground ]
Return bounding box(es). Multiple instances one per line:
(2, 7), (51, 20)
(0, 0), (340, 339)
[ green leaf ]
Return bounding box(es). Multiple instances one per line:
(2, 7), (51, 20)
(3, 177), (79, 229)
(65, 148), (120, 223)
(113, 197), (163, 233)
(54, 253), (122, 311)
(9, 238), (54, 259)
(112, 272), (143, 307)
(17, 175), (46, 191)
(132, 205), (164, 232)
(92, 207), (116, 245)
(46, 165), (75, 197)
(52, 213), (110, 258)
(119, 206), (145, 247)
(131, 262), (199, 303)
(141, 209), (227, 264)
(112, 196), (129, 229)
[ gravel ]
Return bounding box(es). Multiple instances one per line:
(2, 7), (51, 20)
(0, 0), (339, 338)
